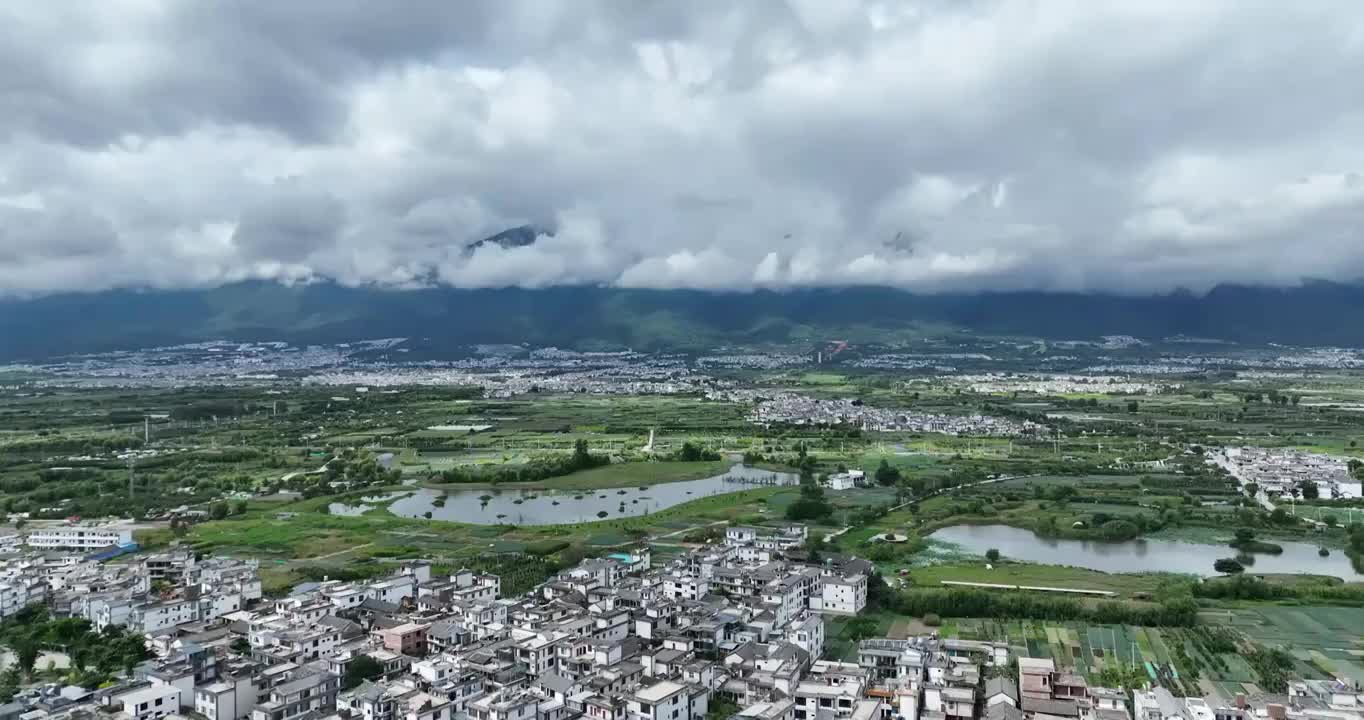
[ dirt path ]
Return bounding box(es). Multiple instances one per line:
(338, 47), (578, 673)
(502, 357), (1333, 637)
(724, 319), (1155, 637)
(295, 541), (375, 563)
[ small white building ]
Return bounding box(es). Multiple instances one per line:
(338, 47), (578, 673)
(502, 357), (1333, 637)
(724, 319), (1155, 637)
(824, 471), (865, 491)
(118, 684), (181, 720)
(628, 680), (708, 720)
(811, 575), (867, 616)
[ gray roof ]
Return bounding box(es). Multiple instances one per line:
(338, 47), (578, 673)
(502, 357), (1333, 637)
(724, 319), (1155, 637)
(538, 671), (575, 694)
(1022, 697), (1079, 718)
(986, 703), (1024, 720)
(985, 677), (1018, 703)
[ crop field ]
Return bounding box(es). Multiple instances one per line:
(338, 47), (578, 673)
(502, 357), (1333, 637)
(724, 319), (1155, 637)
(946, 618), (1341, 696)
(1224, 606), (1364, 684)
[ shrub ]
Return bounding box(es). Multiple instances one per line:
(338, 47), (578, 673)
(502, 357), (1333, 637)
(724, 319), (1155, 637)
(526, 540), (571, 557)
(1213, 558), (1245, 574)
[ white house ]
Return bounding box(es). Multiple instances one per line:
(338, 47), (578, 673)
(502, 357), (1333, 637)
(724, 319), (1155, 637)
(117, 684), (181, 720)
(810, 575), (866, 616)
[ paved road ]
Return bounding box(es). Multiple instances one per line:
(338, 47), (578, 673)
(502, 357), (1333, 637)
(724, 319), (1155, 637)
(1210, 451), (1277, 511)
(1208, 450), (1327, 526)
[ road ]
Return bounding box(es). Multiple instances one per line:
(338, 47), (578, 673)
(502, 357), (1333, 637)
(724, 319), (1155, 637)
(1208, 450), (1327, 526)
(1209, 450), (1277, 511)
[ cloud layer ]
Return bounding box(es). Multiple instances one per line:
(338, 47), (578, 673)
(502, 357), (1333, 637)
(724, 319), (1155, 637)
(3, 1), (1364, 296)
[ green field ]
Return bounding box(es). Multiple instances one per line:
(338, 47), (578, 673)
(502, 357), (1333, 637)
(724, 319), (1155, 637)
(908, 561), (1175, 597)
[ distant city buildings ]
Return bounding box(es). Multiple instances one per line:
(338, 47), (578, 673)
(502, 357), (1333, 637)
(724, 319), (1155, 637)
(712, 391), (1038, 437)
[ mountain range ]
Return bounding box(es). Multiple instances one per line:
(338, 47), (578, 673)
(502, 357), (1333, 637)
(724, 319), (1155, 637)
(3, 280), (1364, 360)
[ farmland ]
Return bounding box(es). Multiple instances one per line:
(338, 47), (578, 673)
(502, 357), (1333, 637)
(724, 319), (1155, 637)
(7, 340), (1364, 630)
(825, 610), (1364, 695)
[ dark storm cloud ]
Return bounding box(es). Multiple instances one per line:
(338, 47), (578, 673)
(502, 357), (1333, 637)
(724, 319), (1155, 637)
(2, 1), (1364, 296)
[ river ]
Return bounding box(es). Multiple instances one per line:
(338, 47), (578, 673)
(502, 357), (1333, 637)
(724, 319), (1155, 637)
(928, 524), (1364, 579)
(334, 464), (799, 525)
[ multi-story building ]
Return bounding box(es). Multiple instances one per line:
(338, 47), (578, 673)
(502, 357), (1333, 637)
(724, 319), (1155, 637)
(116, 685), (181, 720)
(25, 524), (133, 552)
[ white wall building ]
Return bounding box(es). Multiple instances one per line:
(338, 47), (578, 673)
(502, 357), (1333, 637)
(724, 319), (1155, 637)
(26, 524), (133, 551)
(811, 575), (866, 616)
(118, 684), (181, 720)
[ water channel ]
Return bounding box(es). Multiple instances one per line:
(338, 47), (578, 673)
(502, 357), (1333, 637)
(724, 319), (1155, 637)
(334, 464), (799, 525)
(928, 524), (1364, 579)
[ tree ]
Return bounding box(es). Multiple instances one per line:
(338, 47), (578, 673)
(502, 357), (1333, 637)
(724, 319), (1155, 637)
(1299, 481), (1319, 500)
(846, 616), (878, 641)
(1244, 482), (1259, 498)
(1234, 528), (1255, 544)
(985, 548), (1001, 563)
(209, 502), (229, 520)
(875, 460), (902, 487)
(865, 572), (893, 610)
(232, 500), (248, 516)
(1214, 558), (1245, 574)
(343, 654), (384, 690)
(12, 640), (39, 677)
(230, 637), (251, 654)
(787, 474), (832, 521)
(1126, 400), (1139, 413)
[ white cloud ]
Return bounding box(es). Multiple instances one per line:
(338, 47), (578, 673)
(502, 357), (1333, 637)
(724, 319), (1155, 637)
(2, 1), (1364, 296)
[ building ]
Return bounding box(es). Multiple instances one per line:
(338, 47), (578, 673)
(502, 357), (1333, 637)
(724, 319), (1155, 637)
(811, 574), (866, 616)
(117, 685), (181, 720)
(378, 622), (431, 657)
(628, 680), (708, 720)
(25, 524), (133, 552)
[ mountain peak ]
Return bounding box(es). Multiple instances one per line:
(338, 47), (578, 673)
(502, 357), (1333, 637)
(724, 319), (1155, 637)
(465, 225), (551, 253)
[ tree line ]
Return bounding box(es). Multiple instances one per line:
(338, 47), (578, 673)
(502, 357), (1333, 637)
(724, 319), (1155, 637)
(434, 439), (609, 485)
(891, 588), (1199, 627)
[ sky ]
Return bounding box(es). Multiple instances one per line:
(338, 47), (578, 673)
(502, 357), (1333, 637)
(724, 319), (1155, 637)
(3, 1), (1364, 297)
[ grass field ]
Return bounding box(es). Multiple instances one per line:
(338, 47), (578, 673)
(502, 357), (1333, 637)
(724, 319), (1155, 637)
(908, 561), (1175, 597)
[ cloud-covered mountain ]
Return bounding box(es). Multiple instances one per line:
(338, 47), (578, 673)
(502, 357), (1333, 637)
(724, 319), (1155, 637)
(3, 2), (1364, 297)
(6, 281), (1364, 360)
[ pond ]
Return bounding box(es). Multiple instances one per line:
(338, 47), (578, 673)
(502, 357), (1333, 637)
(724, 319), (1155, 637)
(357, 464), (798, 525)
(928, 524), (1364, 580)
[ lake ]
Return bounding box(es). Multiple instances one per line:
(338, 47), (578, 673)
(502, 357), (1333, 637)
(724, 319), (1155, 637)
(928, 524), (1364, 579)
(343, 464), (798, 525)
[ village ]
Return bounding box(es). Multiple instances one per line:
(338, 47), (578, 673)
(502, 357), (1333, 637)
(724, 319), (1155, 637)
(1, 521), (1360, 720)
